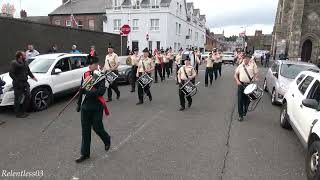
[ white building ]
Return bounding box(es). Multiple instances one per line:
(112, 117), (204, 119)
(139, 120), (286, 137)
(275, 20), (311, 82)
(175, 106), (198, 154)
(104, 0), (206, 53)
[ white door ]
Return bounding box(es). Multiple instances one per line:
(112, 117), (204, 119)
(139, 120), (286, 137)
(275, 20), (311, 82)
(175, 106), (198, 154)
(291, 76), (314, 138)
(51, 58), (75, 93)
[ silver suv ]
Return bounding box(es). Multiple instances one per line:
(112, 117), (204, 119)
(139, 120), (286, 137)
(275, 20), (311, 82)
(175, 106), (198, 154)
(263, 60), (319, 105)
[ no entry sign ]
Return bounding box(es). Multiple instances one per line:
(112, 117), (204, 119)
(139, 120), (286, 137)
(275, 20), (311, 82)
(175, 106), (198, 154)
(120, 24), (131, 36)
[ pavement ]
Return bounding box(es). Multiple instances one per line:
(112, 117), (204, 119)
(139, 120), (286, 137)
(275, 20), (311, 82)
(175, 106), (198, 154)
(0, 64), (306, 180)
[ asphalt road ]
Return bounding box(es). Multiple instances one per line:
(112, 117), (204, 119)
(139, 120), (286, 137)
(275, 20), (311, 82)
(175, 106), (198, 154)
(0, 64), (306, 180)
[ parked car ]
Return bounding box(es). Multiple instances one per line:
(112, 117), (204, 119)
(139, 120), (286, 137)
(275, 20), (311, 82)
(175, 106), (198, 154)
(117, 64), (132, 84)
(0, 53), (89, 111)
(263, 60), (319, 105)
(221, 52), (235, 64)
(280, 70), (320, 180)
(253, 50), (267, 59)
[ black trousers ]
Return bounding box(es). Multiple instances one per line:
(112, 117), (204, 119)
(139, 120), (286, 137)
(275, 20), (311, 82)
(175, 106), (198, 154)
(154, 64), (163, 82)
(80, 109), (110, 157)
(107, 70), (120, 99)
(163, 63), (170, 79)
(131, 66), (138, 91)
(137, 73), (152, 102)
(169, 60), (173, 74)
(13, 83), (30, 116)
(213, 64), (218, 80)
(218, 62), (222, 77)
(179, 80), (192, 108)
(205, 67), (214, 85)
(238, 84), (250, 118)
(176, 65), (180, 83)
(265, 58), (269, 67)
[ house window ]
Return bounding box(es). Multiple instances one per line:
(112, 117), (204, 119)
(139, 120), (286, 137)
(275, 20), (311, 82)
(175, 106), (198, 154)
(132, 19), (139, 31)
(88, 20), (95, 30)
(133, 0), (140, 9)
(151, 0), (160, 8)
(178, 24), (181, 34)
(54, 20), (61, 26)
(180, 4), (182, 14)
(114, 0), (121, 10)
(175, 22), (178, 34)
(77, 20), (83, 29)
(113, 19), (121, 31)
(66, 20), (72, 27)
(176, 2), (179, 14)
(195, 32), (198, 41)
(157, 41), (161, 50)
(150, 19), (159, 31)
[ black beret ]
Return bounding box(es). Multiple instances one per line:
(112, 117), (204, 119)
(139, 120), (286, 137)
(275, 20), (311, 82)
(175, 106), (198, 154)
(133, 48), (139, 52)
(142, 48), (149, 53)
(108, 43), (114, 49)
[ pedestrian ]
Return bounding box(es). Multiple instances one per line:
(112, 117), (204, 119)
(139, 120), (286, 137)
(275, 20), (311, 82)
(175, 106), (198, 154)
(265, 52), (270, 67)
(48, 44), (58, 53)
(89, 45), (98, 57)
(9, 51), (38, 118)
(204, 52), (214, 87)
(103, 44), (121, 102)
(136, 48), (155, 105)
(154, 49), (164, 83)
(25, 44), (40, 60)
(177, 56), (197, 111)
(130, 48), (140, 92)
(70, 45), (81, 54)
(75, 55), (111, 163)
(175, 48), (183, 85)
(260, 53), (264, 66)
(162, 49), (170, 79)
(70, 45), (81, 65)
(234, 54), (258, 122)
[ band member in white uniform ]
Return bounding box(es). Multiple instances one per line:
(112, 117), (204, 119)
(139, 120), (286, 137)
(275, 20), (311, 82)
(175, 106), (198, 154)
(162, 49), (170, 79)
(136, 48), (155, 105)
(154, 49), (164, 83)
(212, 48), (221, 80)
(130, 48), (140, 92)
(177, 56), (197, 111)
(175, 48), (183, 85)
(204, 52), (214, 87)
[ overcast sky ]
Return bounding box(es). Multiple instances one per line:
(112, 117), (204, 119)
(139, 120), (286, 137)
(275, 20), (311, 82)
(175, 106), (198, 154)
(1, 0), (278, 36)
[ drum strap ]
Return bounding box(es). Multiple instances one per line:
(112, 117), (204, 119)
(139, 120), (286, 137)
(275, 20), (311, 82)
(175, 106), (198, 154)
(243, 64), (253, 82)
(183, 66), (189, 79)
(142, 61), (146, 72)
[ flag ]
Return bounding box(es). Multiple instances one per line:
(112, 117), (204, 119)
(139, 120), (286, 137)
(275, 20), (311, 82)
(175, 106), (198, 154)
(239, 30), (246, 37)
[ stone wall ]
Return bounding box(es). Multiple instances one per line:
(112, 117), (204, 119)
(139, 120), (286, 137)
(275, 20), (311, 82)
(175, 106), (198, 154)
(0, 16), (127, 74)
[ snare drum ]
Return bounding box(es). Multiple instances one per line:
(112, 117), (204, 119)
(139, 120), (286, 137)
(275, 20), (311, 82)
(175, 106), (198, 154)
(180, 80), (198, 97)
(244, 84), (263, 101)
(105, 71), (118, 84)
(137, 73), (153, 88)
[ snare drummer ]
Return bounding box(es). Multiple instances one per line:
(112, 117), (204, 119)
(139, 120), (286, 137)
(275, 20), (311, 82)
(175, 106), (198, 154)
(234, 54), (258, 121)
(136, 48), (155, 105)
(177, 56), (197, 111)
(130, 48), (140, 92)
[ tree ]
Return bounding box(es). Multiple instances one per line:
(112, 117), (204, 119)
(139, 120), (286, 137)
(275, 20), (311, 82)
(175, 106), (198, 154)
(1, 3), (15, 17)
(225, 35), (238, 42)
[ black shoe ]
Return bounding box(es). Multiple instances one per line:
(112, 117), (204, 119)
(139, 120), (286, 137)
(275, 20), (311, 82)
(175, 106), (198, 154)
(136, 102), (143, 105)
(75, 156), (90, 163)
(105, 144), (111, 152)
(179, 107), (185, 111)
(16, 113), (29, 118)
(149, 96), (152, 102)
(106, 99), (112, 102)
(188, 101), (192, 108)
(116, 94), (120, 100)
(238, 117), (244, 122)
(154, 81), (158, 84)
(130, 90), (135, 93)
(243, 111), (247, 117)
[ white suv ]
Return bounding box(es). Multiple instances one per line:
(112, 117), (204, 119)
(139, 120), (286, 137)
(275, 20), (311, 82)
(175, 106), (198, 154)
(0, 53), (89, 111)
(280, 70), (320, 180)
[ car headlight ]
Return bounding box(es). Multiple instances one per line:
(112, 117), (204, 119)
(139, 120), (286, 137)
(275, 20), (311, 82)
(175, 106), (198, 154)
(119, 71), (125, 75)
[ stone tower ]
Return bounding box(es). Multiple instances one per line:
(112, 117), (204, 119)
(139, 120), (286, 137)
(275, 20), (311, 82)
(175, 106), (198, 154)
(271, 0), (320, 63)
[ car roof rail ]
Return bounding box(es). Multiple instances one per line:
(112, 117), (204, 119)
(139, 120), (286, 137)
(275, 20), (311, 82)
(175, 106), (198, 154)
(58, 53), (67, 57)
(307, 68), (320, 73)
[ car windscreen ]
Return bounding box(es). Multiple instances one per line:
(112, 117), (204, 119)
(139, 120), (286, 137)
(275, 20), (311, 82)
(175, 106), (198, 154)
(29, 58), (56, 73)
(280, 64), (314, 79)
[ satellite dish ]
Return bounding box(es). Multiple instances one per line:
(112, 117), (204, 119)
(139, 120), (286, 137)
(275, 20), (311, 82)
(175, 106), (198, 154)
(103, 14), (108, 22)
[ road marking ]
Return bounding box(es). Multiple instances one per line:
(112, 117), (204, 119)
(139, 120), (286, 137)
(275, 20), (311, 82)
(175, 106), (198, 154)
(71, 110), (165, 179)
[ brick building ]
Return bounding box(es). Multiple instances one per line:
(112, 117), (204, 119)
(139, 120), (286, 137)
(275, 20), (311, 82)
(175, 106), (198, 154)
(49, 0), (109, 32)
(246, 30), (272, 54)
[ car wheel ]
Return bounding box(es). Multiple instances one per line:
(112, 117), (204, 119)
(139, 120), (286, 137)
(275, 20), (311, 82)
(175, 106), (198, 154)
(279, 102), (291, 129)
(306, 141), (320, 180)
(263, 79), (268, 92)
(271, 89), (277, 105)
(31, 87), (52, 111)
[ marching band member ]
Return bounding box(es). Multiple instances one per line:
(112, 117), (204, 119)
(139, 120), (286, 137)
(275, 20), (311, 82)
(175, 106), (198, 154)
(204, 52), (214, 87)
(103, 44), (121, 102)
(195, 49), (201, 74)
(212, 48), (220, 80)
(136, 48), (155, 105)
(167, 48), (174, 75)
(162, 49), (170, 79)
(234, 54), (258, 122)
(175, 48), (183, 85)
(75, 55), (111, 163)
(130, 48), (140, 92)
(217, 50), (223, 77)
(154, 49), (164, 83)
(177, 56), (197, 111)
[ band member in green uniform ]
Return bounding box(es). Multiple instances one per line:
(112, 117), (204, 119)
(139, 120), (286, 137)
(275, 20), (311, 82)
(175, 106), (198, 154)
(177, 56), (197, 111)
(136, 48), (155, 105)
(75, 55), (111, 163)
(103, 44), (120, 102)
(130, 48), (140, 92)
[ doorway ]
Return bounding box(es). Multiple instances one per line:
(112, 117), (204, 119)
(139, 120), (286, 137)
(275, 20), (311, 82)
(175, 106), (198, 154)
(132, 41), (139, 51)
(301, 39), (312, 62)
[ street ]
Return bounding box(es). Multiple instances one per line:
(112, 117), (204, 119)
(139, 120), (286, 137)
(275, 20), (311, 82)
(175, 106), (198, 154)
(0, 65), (306, 180)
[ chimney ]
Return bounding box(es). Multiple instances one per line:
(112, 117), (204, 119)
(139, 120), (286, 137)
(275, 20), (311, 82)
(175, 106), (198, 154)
(20, 10), (27, 18)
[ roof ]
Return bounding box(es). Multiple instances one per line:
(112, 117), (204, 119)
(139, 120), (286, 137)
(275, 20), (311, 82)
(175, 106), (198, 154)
(200, 15), (206, 21)
(186, 2), (193, 9)
(49, 0), (111, 15)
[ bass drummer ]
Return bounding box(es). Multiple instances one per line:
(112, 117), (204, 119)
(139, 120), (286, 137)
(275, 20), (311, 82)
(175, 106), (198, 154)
(177, 56), (197, 111)
(234, 54), (258, 122)
(136, 48), (155, 105)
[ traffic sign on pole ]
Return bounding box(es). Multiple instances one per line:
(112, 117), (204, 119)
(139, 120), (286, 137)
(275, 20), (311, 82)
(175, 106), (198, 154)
(120, 24), (131, 35)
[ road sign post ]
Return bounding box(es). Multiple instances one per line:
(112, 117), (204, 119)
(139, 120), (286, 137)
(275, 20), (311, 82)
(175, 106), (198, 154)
(120, 25), (131, 56)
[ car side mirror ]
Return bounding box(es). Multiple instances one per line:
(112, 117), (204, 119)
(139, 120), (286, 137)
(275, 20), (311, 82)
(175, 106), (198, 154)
(272, 72), (278, 78)
(54, 68), (62, 74)
(302, 99), (319, 110)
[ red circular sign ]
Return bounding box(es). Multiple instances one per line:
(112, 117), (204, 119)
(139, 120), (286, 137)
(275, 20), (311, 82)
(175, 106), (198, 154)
(120, 24), (131, 35)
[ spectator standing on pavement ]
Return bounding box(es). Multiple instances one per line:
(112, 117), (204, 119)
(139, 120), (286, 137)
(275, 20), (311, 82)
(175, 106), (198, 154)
(89, 46), (98, 57)
(260, 53), (264, 66)
(9, 51), (38, 118)
(25, 44), (40, 60)
(265, 52), (271, 67)
(0, 76), (5, 95)
(234, 54), (258, 122)
(70, 45), (81, 54)
(48, 44), (58, 53)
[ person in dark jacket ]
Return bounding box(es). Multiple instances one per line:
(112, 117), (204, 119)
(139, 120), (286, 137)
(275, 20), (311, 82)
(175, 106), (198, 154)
(48, 44), (58, 53)
(9, 51), (38, 118)
(89, 46), (98, 57)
